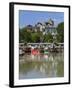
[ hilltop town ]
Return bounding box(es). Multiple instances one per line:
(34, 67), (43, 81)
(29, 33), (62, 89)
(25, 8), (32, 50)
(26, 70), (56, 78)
(24, 18), (56, 34)
(19, 18), (64, 43)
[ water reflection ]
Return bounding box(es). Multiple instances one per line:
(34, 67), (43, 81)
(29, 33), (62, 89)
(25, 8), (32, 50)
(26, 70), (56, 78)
(19, 53), (64, 79)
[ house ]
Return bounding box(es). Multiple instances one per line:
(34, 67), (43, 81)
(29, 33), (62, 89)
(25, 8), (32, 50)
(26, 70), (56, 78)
(26, 25), (33, 32)
(25, 19), (57, 38)
(35, 22), (45, 32)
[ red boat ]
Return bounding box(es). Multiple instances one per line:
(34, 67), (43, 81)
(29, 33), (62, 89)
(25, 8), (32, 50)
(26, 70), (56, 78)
(31, 49), (40, 55)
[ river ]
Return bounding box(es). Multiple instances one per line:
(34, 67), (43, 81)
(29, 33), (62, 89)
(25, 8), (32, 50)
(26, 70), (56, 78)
(19, 52), (64, 79)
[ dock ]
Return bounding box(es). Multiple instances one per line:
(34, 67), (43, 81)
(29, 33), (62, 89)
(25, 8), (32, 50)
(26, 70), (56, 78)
(19, 43), (64, 55)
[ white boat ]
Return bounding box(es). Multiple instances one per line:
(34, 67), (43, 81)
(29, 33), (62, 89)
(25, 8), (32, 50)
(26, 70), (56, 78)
(19, 49), (24, 55)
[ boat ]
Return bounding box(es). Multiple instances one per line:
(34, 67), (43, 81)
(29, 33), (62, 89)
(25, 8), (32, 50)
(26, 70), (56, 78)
(44, 47), (49, 54)
(31, 47), (40, 55)
(19, 49), (25, 56)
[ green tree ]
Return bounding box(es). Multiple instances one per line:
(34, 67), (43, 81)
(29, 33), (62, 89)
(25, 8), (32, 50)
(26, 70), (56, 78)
(19, 29), (24, 43)
(44, 33), (53, 43)
(19, 28), (32, 43)
(56, 22), (64, 43)
(31, 32), (41, 43)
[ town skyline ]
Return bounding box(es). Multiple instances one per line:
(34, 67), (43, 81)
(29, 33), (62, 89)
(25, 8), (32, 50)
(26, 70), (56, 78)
(19, 10), (64, 29)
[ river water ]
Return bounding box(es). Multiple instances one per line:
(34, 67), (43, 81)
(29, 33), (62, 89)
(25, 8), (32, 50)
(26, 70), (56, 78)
(19, 52), (64, 79)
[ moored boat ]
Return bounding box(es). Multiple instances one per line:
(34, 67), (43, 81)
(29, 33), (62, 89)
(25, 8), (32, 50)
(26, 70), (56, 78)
(19, 49), (25, 56)
(31, 47), (40, 55)
(44, 47), (49, 54)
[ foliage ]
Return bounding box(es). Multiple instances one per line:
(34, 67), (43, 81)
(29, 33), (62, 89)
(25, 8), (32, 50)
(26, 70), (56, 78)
(19, 28), (32, 43)
(19, 22), (64, 43)
(44, 33), (53, 43)
(31, 32), (40, 43)
(56, 22), (64, 43)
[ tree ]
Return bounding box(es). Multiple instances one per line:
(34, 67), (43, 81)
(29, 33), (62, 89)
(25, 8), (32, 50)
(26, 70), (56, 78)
(44, 33), (53, 43)
(31, 32), (41, 43)
(19, 28), (24, 43)
(56, 22), (64, 43)
(19, 28), (32, 43)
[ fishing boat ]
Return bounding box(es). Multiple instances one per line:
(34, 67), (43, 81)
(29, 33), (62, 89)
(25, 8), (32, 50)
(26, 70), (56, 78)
(44, 47), (49, 54)
(31, 47), (40, 55)
(19, 49), (25, 56)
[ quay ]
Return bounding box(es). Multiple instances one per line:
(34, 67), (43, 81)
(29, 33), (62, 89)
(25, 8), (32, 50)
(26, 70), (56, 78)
(19, 43), (64, 55)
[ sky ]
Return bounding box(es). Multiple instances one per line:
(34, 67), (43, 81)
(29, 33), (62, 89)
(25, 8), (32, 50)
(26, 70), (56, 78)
(19, 10), (64, 29)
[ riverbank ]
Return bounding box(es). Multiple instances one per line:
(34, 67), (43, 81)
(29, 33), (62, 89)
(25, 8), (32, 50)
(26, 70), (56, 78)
(19, 43), (64, 56)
